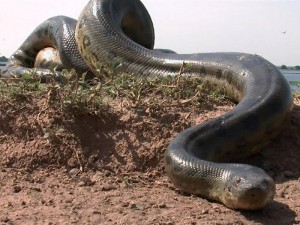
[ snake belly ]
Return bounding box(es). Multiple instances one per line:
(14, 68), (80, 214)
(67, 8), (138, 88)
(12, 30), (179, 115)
(3, 0), (293, 210)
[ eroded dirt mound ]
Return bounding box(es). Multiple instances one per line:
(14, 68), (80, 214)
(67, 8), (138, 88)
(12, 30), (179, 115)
(0, 78), (299, 224)
(0, 78), (230, 174)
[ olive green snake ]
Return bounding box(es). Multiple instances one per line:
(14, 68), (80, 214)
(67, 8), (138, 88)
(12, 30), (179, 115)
(2, 0), (293, 210)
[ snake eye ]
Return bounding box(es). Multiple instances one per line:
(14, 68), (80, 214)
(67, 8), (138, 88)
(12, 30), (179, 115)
(234, 178), (242, 187)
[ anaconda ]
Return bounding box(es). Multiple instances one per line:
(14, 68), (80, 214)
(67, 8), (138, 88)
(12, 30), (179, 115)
(2, 0), (293, 210)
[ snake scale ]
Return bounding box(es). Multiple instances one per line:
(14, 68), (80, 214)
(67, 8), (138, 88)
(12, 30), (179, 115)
(2, 0), (293, 210)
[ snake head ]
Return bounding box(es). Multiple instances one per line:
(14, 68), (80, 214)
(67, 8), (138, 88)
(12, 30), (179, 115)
(222, 165), (275, 210)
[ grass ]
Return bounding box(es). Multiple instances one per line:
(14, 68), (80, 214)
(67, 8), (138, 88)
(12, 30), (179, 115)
(289, 80), (300, 88)
(0, 67), (228, 117)
(293, 91), (300, 98)
(288, 81), (300, 98)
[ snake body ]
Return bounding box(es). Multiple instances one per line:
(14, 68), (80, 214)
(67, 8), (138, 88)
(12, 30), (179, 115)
(2, 16), (92, 81)
(3, 0), (293, 210)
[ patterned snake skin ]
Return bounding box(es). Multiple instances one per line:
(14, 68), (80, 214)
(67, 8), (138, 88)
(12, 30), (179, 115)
(2, 0), (293, 210)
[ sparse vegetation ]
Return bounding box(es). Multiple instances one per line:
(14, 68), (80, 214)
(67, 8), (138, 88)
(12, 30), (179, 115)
(0, 67), (229, 117)
(289, 81), (300, 87)
(281, 65), (288, 69)
(278, 65), (300, 70)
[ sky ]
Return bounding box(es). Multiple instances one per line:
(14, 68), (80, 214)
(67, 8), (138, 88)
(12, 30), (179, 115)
(0, 0), (299, 66)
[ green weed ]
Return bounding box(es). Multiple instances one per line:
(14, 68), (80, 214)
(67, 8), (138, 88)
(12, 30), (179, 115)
(0, 65), (229, 116)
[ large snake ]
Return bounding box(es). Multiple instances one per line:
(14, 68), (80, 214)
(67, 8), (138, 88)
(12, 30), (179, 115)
(2, 0), (293, 210)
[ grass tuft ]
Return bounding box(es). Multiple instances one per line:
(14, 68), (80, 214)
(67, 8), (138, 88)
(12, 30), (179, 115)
(0, 66), (230, 116)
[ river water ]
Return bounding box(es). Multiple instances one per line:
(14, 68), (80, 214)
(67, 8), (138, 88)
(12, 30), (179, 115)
(280, 70), (300, 91)
(0, 65), (6, 72)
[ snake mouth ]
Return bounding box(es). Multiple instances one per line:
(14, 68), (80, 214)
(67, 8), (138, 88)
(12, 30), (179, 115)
(231, 184), (275, 210)
(223, 167), (275, 210)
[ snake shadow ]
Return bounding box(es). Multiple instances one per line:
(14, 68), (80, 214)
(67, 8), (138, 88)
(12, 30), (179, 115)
(243, 103), (300, 180)
(240, 201), (296, 225)
(239, 103), (300, 225)
(269, 103), (300, 181)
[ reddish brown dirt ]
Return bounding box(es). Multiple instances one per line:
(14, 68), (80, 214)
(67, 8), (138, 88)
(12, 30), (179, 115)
(0, 87), (299, 225)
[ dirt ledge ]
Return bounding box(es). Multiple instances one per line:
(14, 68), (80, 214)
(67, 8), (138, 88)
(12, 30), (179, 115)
(0, 84), (299, 225)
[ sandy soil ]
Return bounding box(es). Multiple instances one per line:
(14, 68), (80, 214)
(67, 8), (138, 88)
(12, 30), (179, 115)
(0, 81), (299, 225)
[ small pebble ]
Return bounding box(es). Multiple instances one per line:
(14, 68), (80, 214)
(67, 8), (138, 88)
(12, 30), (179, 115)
(1, 217), (10, 223)
(92, 171), (105, 182)
(31, 187), (42, 192)
(80, 176), (94, 186)
(12, 185), (22, 193)
(101, 184), (117, 191)
(201, 209), (209, 214)
(69, 168), (80, 177)
(130, 203), (144, 210)
(158, 203), (167, 208)
(78, 181), (86, 187)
